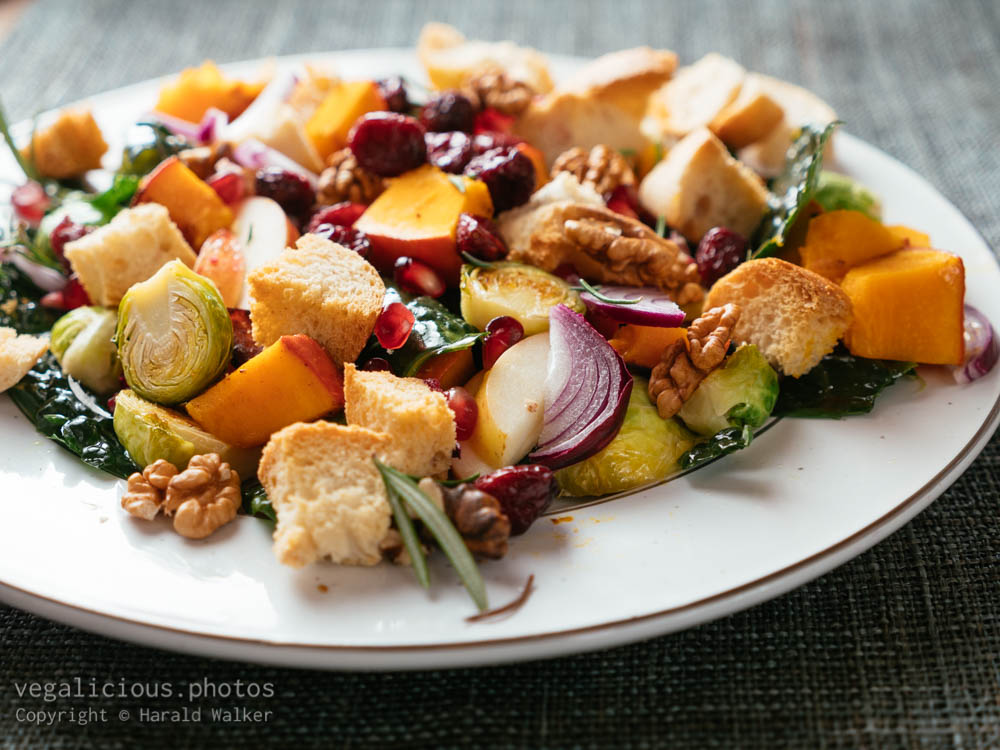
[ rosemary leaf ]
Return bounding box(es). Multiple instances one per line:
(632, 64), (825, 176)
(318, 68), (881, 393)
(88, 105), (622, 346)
(375, 460), (430, 589)
(655, 214), (667, 237)
(573, 278), (642, 305)
(461, 251), (495, 269)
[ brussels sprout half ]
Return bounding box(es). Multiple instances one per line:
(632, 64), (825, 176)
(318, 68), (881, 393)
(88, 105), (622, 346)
(460, 262), (585, 335)
(50, 306), (123, 393)
(116, 260), (232, 405)
(813, 171), (883, 222)
(677, 344), (779, 437)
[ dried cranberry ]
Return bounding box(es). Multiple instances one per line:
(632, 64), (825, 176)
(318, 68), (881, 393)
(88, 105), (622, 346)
(446, 386), (478, 441)
(473, 108), (517, 137)
(49, 217), (93, 266)
(464, 146), (535, 212)
(455, 213), (508, 262)
(420, 91), (476, 133)
(475, 464), (557, 535)
(425, 131), (474, 174)
(41, 276), (90, 310)
(228, 309), (262, 366)
(374, 302), (415, 350)
(11, 181), (49, 225)
(376, 76), (410, 114)
(348, 112), (427, 177)
(208, 171), (247, 205)
(482, 316), (524, 369)
(255, 168), (316, 222)
(471, 131), (523, 155)
(394, 257), (445, 298)
(311, 224), (372, 258)
(307, 202), (366, 232)
(361, 357), (392, 372)
(695, 227), (748, 287)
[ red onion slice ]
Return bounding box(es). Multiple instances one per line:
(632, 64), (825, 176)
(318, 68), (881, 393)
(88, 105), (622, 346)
(1, 246), (67, 292)
(952, 304), (998, 384)
(529, 304), (633, 469)
(579, 285), (685, 327)
(232, 139), (319, 189)
(147, 110), (203, 142)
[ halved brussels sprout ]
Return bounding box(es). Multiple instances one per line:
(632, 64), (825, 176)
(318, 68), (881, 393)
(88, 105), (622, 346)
(113, 389), (259, 478)
(116, 260), (232, 405)
(677, 344), (779, 437)
(814, 171), (883, 222)
(50, 306), (123, 393)
(556, 377), (697, 497)
(460, 262), (585, 335)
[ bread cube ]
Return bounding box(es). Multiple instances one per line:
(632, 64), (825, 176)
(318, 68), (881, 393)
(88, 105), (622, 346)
(259, 422), (392, 568)
(705, 258), (853, 377)
(646, 53), (746, 138)
(638, 128), (769, 242)
(0, 327), (48, 392)
(248, 234), (385, 364)
(21, 108), (108, 179)
(63, 203), (196, 307)
(709, 74), (785, 149)
(343, 364), (457, 477)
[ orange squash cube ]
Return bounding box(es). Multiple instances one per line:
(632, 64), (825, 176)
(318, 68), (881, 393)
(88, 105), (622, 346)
(305, 80), (386, 160)
(841, 248), (965, 365)
(800, 210), (898, 281)
(155, 61), (265, 123)
(886, 224), (931, 249)
(134, 156), (234, 250)
(186, 335), (345, 447)
(609, 325), (687, 369)
(355, 164), (493, 282)
(414, 348), (477, 389)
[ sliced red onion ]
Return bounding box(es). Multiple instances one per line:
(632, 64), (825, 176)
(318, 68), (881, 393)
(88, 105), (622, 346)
(196, 107), (228, 143)
(580, 285), (685, 327)
(952, 304), (998, 384)
(1, 246), (68, 292)
(147, 110), (203, 142)
(529, 304), (633, 469)
(232, 139), (318, 189)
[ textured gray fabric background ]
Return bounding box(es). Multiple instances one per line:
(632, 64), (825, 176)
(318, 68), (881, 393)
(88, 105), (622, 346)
(2, 0), (999, 747)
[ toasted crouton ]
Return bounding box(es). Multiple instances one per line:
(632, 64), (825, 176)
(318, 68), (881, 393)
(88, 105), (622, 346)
(259, 422), (392, 568)
(63, 203), (196, 307)
(21, 108), (108, 179)
(0, 327), (48, 392)
(708, 74), (785, 149)
(417, 22), (553, 93)
(646, 53), (746, 139)
(704, 258), (853, 377)
(344, 364), (457, 477)
(557, 46), (679, 118)
(248, 234), (385, 364)
(638, 128), (769, 242)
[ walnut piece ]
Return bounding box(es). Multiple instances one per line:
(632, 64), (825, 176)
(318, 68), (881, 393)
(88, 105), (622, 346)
(559, 204), (704, 305)
(177, 142), (234, 180)
(649, 303), (741, 418)
(121, 459), (178, 521)
(550, 145), (636, 197)
(317, 148), (384, 205)
(440, 483), (510, 559)
(461, 68), (535, 116)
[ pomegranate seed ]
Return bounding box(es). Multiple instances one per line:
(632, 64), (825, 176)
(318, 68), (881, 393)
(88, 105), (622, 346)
(107, 391), (121, 414)
(208, 171), (247, 205)
(425, 131), (474, 174)
(695, 227), (748, 286)
(376, 76), (410, 114)
(11, 181), (50, 225)
(49, 217), (93, 267)
(361, 357), (392, 372)
(374, 302), (415, 350)
(482, 315), (524, 369)
(307, 202), (366, 232)
(394, 257), (445, 298)
(41, 276), (90, 310)
(475, 464), (557, 535)
(464, 146), (535, 212)
(423, 377), (444, 393)
(455, 213), (508, 262)
(254, 168), (316, 222)
(420, 91), (476, 133)
(473, 109), (517, 137)
(606, 184), (640, 220)
(446, 386), (478, 441)
(348, 112), (427, 177)
(311, 223), (372, 258)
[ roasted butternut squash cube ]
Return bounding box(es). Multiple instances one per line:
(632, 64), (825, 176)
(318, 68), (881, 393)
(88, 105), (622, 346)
(134, 156), (234, 250)
(305, 80), (385, 160)
(800, 210), (898, 281)
(841, 248), (965, 365)
(155, 60), (265, 122)
(886, 224), (931, 249)
(186, 335), (345, 447)
(609, 325), (687, 369)
(414, 348), (476, 389)
(355, 164), (493, 282)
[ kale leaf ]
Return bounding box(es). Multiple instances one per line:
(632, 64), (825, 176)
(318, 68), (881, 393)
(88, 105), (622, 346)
(241, 479), (277, 523)
(679, 424), (754, 470)
(0, 262), (61, 333)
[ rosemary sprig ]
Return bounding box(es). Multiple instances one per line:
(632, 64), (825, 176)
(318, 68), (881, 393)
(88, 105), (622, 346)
(375, 460), (488, 611)
(376, 460), (430, 589)
(572, 278), (642, 305)
(461, 251), (495, 269)
(655, 214), (667, 238)
(0, 99), (38, 181)
(435, 473), (480, 487)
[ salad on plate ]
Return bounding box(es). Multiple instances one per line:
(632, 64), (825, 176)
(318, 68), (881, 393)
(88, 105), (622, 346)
(1, 23), (995, 615)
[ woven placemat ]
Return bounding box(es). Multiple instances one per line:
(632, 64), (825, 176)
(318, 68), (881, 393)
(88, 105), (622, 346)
(2, 0), (999, 747)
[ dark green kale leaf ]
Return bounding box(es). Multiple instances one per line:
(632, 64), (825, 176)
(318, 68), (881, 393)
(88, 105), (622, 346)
(241, 479), (277, 523)
(90, 174), (140, 221)
(679, 424), (754, 470)
(361, 285), (484, 376)
(0, 262), (61, 333)
(7, 353), (138, 479)
(751, 122), (840, 259)
(119, 122), (189, 177)
(773, 348), (916, 418)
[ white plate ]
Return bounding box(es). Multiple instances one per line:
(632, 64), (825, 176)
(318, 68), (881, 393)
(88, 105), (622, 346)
(1, 49), (998, 671)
